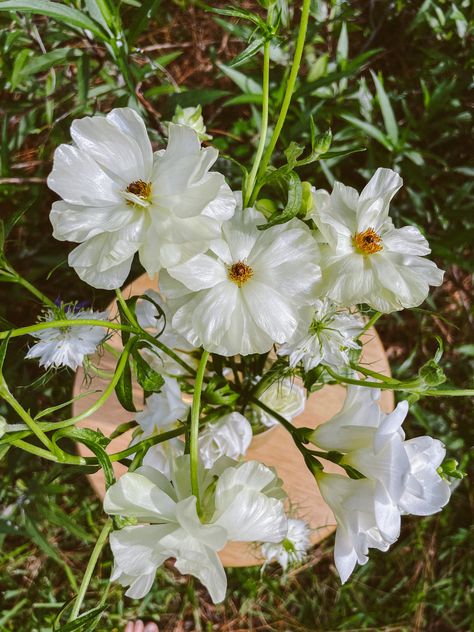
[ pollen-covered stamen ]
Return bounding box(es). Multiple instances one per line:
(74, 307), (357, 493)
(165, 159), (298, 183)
(352, 227), (383, 255)
(125, 180), (152, 206)
(228, 261), (254, 287)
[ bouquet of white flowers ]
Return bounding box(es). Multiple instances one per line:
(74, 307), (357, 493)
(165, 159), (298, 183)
(0, 0), (469, 626)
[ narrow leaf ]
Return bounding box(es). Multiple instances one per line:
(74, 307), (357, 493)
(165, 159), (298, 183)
(340, 113), (392, 150)
(370, 70), (399, 145)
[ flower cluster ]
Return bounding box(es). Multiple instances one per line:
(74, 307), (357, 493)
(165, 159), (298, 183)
(25, 105), (455, 607)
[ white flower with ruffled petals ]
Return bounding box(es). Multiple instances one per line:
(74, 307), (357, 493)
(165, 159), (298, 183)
(309, 168), (444, 312)
(49, 108), (235, 289)
(316, 472), (394, 583)
(135, 377), (189, 437)
(25, 306), (108, 370)
(104, 457), (287, 603)
(198, 412), (252, 468)
(278, 299), (363, 371)
(261, 518), (311, 570)
(160, 202), (321, 356)
(251, 378), (306, 428)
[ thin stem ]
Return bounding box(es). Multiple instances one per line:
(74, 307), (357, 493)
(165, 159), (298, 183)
(141, 331), (196, 376)
(248, 394), (298, 437)
(115, 288), (139, 327)
(68, 518), (113, 622)
(110, 426), (183, 462)
(359, 311), (382, 338)
(249, 0), (311, 206)
(1, 388), (54, 450)
(190, 350), (209, 515)
(325, 367), (421, 392)
(15, 275), (57, 310)
(244, 22), (271, 207)
(0, 319), (135, 340)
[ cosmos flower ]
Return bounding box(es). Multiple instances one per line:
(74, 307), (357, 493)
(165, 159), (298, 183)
(309, 168), (444, 312)
(25, 306), (108, 370)
(160, 202), (321, 356)
(49, 108), (235, 289)
(278, 298), (363, 371)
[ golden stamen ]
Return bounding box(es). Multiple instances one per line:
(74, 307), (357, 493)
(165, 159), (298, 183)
(352, 227), (383, 255)
(228, 261), (254, 287)
(126, 180), (151, 205)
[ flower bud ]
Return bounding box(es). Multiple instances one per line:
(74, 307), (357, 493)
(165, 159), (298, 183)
(171, 105), (211, 141)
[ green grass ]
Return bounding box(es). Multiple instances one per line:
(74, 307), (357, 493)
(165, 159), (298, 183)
(0, 1), (473, 630)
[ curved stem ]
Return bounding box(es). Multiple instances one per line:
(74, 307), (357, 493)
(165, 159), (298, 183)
(15, 275), (57, 310)
(244, 24), (271, 207)
(325, 367), (420, 391)
(115, 288), (139, 327)
(0, 319), (135, 340)
(190, 350), (209, 515)
(249, 0), (311, 206)
(1, 387), (53, 450)
(68, 518), (113, 622)
(358, 311), (382, 338)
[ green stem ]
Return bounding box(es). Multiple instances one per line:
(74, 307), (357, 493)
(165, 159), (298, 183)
(15, 275), (57, 310)
(325, 367), (421, 392)
(0, 319), (134, 340)
(68, 518), (113, 622)
(110, 426), (183, 462)
(244, 21), (271, 207)
(359, 311), (382, 338)
(115, 288), (139, 327)
(1, 387), (54, 450)
(141, 331), (196, 376)
(190, 350), (209, 515)
(249, 0), (311, 206)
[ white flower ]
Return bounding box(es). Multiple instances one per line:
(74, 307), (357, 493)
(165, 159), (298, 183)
(399, 436), (451, 516)
(171, 105), (211, 141)
(309, 168), (444, 312)
(198, 412), (252, 468)
(159, 202), (321, 356)
(316, 472), (394, 583)
(278, 299), (363, 371)
(104, 457), (287, 603)
(135, 377), (189, 436)
(251, 378), (306, 428)
(136, 289), (195, 376)
(0, 416), (6, 438)
(49, 108), (235, 289)
(261, 518), (311, 570)
(25, 306), (108, 370)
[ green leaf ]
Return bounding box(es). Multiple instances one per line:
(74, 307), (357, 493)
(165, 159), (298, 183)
(53, 605), (106, 632)
(340, 113), (392, 150)
(370, 70), (399, 145)
(284, 142), (304, 168)
(223, 93), (263, 107)
(259, 171), (303, 230)
(127, 0), (162, 44)
(10, 47), (30, 90)
(115, 349), (136, 413)
(19, 47), (79, 79)
(76, 51), (90, 103)
(229, 35), (265, 68)
(0, 1), (108, 39)
(133, 348), (165, 393)
(217, 62), (262, 94)
(55, 427), (115, 488)
(206, 5), (264, 27)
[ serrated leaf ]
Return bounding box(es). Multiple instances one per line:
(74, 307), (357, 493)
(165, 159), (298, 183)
(370, 70), (399, 145)
(0, 1), (108, 39)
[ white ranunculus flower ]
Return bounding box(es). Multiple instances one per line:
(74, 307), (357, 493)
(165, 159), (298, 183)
(171, 105), (211, 141)
(136, 289), (195, 376)
(159, 202), (321, 356)
(135, 377), (189, 436)
(104, 457), (287, 603)
(49, 108), (235, 289)
(261, 518), (311, 570)
(251, 378), (306, 428)
(309, 168), (444, 312)
(198, 412), (252, 468)
(278, 299), (363, 371)
(316, 472), (395, 583)
(25, 306), (108, 370)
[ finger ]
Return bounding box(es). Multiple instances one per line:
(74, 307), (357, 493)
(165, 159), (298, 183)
(124, 623), (134, 632)
(134, 621), (145, 632)
(144, 624), (159, 632)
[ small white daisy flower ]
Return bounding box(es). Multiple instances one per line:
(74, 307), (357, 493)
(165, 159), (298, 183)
(278, 299), (363, 372)
(25, 306), (108, 370)
(261, 518), (311, 570)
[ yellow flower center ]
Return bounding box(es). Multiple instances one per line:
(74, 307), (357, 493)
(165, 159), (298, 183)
(126, 180), (152, 205)
(352, 227), (383, 255)
(228, 261), (254, 287)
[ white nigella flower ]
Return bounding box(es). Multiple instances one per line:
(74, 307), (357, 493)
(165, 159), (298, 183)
(316, 472), (394, 583)
(171, 105), (212, 141)
(198, 412), (252, 468)
(251, 378), (306, 428)
(136, 289), (195, 376)
(309, 168), (444, 312)
(25, 306), (108, 370)
(278, 299), (363, 371)
(104, 457), (287, 603)
(261, 518), (311, 570)
(159, 202), (321, 356)
(49, 108), (235, 289)
(135, 377), (189, 437)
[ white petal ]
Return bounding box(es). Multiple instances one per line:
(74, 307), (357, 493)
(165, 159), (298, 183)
(173, 541), (227, 604)
(382, 225), (431, 256)
(357, 168), (402, 231)
(110, 524), (173, 577)
(175, 497), (228, 550)
(167, 254), (227, 291)
(104, 472), (177, 522)
(241, 281), (298, 343)
(334, 527), (358, 584)
(106, 107), (153, 176)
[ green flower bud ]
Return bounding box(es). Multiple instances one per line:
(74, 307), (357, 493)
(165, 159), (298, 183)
(255, 198), (277, 219)
(171, 105), (212, 141)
